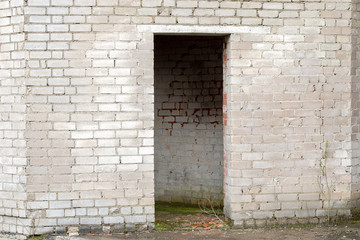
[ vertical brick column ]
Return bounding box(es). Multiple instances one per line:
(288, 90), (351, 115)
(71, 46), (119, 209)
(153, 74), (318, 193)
(0, 0), (27, 235)
(351, 0), (360, 211)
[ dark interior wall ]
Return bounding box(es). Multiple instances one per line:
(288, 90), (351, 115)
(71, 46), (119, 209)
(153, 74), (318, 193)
(154, 36), (224, 205)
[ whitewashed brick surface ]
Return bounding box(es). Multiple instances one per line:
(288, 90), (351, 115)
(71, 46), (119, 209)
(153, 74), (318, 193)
(0, 0), (28, 235)
(0, 0), (359, 236)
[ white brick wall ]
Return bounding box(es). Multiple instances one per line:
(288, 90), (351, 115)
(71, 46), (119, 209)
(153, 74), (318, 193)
(222, 0), (354, 224)
(0, 0), (27, 235)
(0, 0), (359, 236)
(351, 0), (360, 212)
(23, 0), (154, 234)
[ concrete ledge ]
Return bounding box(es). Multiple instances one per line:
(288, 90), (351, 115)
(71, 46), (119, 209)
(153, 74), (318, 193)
(138, 25), (271, 35)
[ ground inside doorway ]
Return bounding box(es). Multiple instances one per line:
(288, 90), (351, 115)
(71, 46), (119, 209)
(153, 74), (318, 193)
(154, 202), (230, 231)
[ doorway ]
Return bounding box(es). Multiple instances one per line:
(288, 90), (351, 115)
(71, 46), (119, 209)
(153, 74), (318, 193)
(154, 35), (225, 207)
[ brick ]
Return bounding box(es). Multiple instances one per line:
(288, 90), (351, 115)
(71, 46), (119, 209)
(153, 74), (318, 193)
(73, 200), (94, 208)
(198, 1), (218, 8)
(177, 1), (197, 8)
(80, 218), (101, 225)
(51, 0), (73, 6)
(58, 218), (80, 225)
(171, 9), (192, 16)
(46, 210), (64, 217)
(177, 17), (198, 24)
(254, 195), (275, 202)
(137, 8), (157, 16)
(74, 0), (96, 6)
(104, 216), (124, 224)
(28, 0), (50, 6)
(27, 201), (48, 209)
(95, 199), (116, 207)
(275, 210), (295, 218)
(215, 9), (235, 17)
(125, 215), (146, 223)
(49, 201), (71, 209)
(258, 10), (279, 18)
(97, 0), (117, 6)
(142, 0), (161, 7)
(253, 211), (273, 219)
(237, 9), (256, 17)
(263, 3), (283, 10)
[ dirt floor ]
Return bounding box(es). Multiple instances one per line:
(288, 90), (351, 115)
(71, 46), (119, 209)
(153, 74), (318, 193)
(154, 202), (229, 231)
(35, 203), (360, 240)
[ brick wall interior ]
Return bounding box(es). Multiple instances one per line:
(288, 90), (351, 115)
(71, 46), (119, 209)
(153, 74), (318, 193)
(154, 36), (224, 205)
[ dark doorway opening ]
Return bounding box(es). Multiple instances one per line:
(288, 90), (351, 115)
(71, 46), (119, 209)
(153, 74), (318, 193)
(154, 35), (225, 209)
